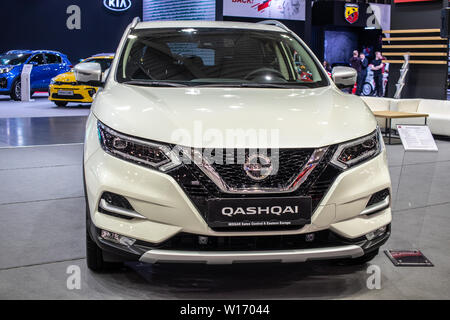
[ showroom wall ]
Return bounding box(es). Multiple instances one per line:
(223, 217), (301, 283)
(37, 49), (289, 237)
(387, 0), (447, 100)
(311, 1), (389, 66)
(0, 0), (142, 63)
(219, 0), (311, 45)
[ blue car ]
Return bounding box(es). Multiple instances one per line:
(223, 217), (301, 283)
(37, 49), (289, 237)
(0, 50), (72, 100)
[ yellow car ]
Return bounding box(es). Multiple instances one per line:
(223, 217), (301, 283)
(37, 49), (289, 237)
(49, 53), (114, 107)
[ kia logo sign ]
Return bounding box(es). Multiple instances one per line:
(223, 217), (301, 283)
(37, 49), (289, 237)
(103, 0), (131, 12)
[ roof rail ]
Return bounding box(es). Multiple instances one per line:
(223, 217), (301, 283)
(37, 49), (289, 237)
(257, 20), (290, 32)
(131, 16), (140, 29)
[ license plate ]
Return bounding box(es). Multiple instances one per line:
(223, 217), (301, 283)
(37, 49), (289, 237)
(207, 197), (312, 228)
(58, 90), (73, 96)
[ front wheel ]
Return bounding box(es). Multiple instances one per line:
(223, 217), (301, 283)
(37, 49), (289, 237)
(10, 78), (22, 101)
(54, 101), (68, 107)
(86, 208), (123, 272)
(86, 228), (106, 272)
(361, 82), (374, 96)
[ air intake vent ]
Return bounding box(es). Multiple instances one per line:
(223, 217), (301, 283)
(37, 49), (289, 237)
(98, 192), (145, 220)
(367, 188), (390, 207)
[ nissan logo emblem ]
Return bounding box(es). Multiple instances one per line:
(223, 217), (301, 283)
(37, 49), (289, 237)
(243, 154), (273, 181)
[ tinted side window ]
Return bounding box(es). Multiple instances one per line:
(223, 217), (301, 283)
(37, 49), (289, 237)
(29, 54), (45, 65)
(45, 54), (62, 64)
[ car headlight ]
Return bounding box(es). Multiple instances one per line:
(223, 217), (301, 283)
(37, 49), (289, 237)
(331, 128), (383, 169)
(50, 79), (56, 85)
(97, 121), (181, 172)
(0, 66), (13, 74)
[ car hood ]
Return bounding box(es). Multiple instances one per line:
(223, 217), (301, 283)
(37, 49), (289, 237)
(93, 82), (377, 148)
(53, 71), (75, 82)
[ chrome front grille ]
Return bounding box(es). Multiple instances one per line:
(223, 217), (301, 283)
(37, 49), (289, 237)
(168, 146), (342, 231)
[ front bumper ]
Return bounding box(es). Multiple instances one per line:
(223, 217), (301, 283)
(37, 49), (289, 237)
(84, 114), (392, 263)
(49, 84), (96, 103)
(139, 246), (364, 264)
(0, 73), (15, 93)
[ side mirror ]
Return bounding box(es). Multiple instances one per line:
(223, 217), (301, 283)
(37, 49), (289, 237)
(29, 61), (38, 66)
(74, 62), (103, 87)
(332, 66), (357, 89)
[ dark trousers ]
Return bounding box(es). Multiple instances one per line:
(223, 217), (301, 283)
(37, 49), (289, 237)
(374, 73), (383, 97)
(356, 71), (367, 95)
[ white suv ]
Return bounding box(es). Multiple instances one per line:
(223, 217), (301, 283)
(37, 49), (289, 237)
(77, 18), (391, 271)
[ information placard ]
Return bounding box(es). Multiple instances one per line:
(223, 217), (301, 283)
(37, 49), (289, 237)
(397, 125), (438, 152)
(20, 64), (33, 102)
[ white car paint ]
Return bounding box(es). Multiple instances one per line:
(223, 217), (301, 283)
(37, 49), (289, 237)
(93, 84), (377, 148)
(83, 20), (392, 266)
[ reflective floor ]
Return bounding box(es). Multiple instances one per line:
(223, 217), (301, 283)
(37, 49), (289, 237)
(0, 102), (449, 299)
(0, 93), (90, 119)
(0, 116), (87, 147)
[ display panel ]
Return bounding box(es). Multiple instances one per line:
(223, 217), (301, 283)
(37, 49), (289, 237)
(143, 0), (215, 21)
(223, 0), (305, 21)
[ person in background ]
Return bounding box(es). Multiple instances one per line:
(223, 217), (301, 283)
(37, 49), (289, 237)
(370, 51), (384, 97)
(363, 46), (371, 60)
(356, 53), (369, 95)
(323, 60), (331, 73)
(349, 50), (362, 95)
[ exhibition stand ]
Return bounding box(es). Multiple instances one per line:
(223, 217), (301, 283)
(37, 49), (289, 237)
(362, 96), (450, 136)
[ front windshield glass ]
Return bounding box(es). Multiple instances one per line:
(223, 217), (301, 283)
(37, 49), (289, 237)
(116, 28), (329, 88)
(0, 54), (31, 66)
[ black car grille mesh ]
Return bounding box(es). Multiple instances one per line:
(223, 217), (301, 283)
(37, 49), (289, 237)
(208, 148), (314, 190)
(155, 230), (340, 251)
(51, 93), (83, 100)
(168, 146), (342, 231)
(53, 81), (77, 86)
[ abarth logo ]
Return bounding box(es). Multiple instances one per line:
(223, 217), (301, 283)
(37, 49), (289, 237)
(104, 0), (132, 12)
(344, 4), (359, 24)
(243, 154), (273, 181)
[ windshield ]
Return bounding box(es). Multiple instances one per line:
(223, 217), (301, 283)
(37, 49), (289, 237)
(116, 28), (328, 88)
(83, 58), (113, 72)
(0, 54), (31, 66)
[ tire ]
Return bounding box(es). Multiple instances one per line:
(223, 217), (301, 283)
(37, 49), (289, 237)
(86, 208), (123, 272)
(10, 78), (21, 101)
(54, 101), (68, 107)
(86, 227), (106, 272)
(361, 82), (374, 96)
(337, 249), (379, 266)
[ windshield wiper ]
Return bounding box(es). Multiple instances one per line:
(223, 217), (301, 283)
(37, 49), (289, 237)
(123, 80), (187, 87)
(239, 83), (294, 89)
(195, 82), (309, 89)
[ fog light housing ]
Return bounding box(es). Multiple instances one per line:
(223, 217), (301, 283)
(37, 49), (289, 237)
(101, 192), (133, 210)
(365, 226), (387, 241)
(100, 230), (136, 247)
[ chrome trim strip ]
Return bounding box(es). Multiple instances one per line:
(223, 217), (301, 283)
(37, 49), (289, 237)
(131, 16), (140, 29)
(139, 245), (364, 264)
(360, 195), (390, 216)
(99, 199), (146, 219)
(191, 147), (328, 194)
(257, 20), (291, 32)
